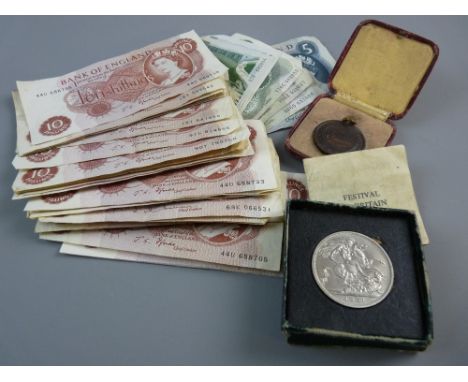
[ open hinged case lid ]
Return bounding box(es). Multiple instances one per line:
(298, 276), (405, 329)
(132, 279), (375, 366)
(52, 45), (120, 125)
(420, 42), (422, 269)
(285, 20), (439, 159)
(329, 19), (439, 121)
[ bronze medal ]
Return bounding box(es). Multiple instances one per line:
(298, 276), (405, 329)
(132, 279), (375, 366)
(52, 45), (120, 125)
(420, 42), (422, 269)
(313, 119), (366, 155)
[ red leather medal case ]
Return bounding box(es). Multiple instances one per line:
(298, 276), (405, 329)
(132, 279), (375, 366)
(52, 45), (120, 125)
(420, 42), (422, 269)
(285, 20), (439, 159)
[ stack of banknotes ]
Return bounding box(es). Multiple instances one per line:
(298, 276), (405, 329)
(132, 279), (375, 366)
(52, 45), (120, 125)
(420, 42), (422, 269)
(203, 34), (335, 132)
(11, 30), (310, 275)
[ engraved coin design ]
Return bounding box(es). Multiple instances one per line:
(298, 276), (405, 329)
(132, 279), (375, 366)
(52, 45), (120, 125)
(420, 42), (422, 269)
(311, 231), (394, 308)
(313, 119), (366, 154)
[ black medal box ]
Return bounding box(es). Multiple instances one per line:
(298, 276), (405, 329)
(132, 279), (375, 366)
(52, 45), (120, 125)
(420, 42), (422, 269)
(282, 200), (432, 351)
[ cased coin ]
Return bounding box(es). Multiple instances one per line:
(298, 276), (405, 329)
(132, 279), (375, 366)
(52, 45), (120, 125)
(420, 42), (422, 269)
(311, 231), (394, 308)
(313, 119), (366, 154)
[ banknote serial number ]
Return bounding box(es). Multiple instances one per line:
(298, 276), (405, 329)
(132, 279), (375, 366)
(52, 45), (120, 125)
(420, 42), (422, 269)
(220, 250), (269, 262)
(225, 204), (270, 212)
(36, 87), (74, 97)
(219, 179), (265, 188)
